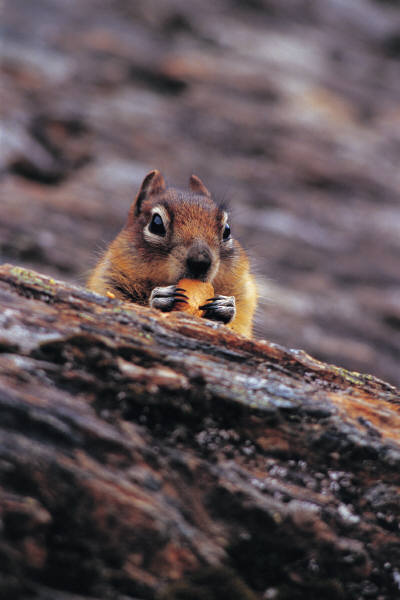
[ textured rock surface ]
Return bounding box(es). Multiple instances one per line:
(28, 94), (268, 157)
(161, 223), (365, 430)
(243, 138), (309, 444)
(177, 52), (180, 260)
(0, 264), (399, 600)
(1, 0), (400, 387)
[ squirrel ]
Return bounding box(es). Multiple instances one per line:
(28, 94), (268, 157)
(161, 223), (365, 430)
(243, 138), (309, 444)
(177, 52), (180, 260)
(87, 170), (257, 337)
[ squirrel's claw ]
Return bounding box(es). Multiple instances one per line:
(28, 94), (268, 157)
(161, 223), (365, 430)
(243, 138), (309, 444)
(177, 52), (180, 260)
(150, 285), (188, 312)
(199, 295), (236, 324)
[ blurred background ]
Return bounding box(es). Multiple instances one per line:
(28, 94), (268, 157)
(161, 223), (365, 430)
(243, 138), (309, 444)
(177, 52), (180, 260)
(1, 0), (399, 386)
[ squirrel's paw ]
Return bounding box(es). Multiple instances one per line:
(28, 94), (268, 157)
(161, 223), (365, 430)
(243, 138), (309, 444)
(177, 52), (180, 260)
(149, 285), (188, 312)
(199, 295), (236, 324)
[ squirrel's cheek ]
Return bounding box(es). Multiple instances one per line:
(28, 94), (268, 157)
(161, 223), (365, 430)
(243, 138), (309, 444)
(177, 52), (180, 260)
(164, 255), (184, 284)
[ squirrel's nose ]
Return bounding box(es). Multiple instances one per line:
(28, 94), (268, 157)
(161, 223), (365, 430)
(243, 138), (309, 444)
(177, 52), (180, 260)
(186, 245), (212, 278)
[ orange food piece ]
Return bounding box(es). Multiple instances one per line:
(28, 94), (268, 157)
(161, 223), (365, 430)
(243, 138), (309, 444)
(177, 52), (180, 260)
(173, 278), (214, 317)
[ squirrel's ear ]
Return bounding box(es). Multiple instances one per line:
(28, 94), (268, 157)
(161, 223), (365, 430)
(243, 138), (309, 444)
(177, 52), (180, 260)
(189, 174), (211, 198)
(131, 170), (166, 217)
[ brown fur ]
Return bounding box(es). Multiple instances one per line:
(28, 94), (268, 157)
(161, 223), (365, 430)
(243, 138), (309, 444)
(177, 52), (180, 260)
(87, 171), (257, 337)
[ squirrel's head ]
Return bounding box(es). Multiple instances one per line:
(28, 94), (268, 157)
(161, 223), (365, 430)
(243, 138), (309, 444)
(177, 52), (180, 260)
(126, 170), (236, 284)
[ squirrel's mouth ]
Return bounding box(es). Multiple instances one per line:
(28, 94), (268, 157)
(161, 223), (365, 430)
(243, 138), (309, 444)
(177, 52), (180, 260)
(181, 272), (210, 283)
(181, 264), (218, 284)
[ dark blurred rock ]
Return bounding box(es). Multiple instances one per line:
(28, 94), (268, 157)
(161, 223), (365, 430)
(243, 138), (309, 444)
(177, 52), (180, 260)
(8, 114), (92, 185)
(0, 0), (399, 391)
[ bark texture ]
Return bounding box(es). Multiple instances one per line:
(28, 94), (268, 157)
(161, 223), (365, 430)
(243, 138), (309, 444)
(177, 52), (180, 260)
(0, 264), (399, 600)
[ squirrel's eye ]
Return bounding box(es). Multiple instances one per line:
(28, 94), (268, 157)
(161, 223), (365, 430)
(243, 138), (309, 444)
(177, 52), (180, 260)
(149, 213), (166, 236)
(222, 223), (231, 240)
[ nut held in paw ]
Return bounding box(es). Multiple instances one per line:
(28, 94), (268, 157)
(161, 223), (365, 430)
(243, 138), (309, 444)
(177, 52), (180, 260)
(173, 279), (214, 317)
